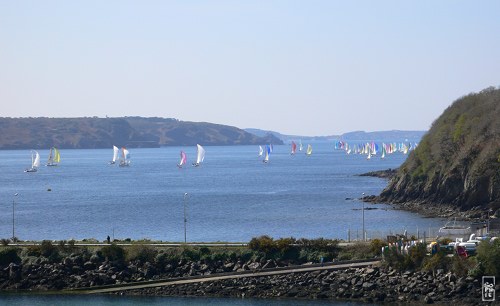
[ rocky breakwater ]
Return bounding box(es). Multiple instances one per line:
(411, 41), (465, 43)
(119, 265), (485, 304)
(0, 246), (284, 291)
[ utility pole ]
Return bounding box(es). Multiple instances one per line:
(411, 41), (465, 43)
(362, 192), (365, 241)
(12, 193), (18, 241)
(183, 193), (188, 244)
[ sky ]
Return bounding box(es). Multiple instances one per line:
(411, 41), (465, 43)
(1, 1), (500, 136)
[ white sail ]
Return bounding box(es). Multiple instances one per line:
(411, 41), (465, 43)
(25, 150), (40, 172)
(111, 145), (119, 164)
(258, 145), (263, 157)
(119, 147), (131, 167)
(299, 140), (303, 151)
(195, 144), (205, 166)
(33, 151), (40, 168)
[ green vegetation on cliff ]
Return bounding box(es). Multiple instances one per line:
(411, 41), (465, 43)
(380, 86), (500, 211)
(0, 117), (282, 149)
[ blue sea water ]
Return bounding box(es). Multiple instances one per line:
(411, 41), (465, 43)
(0, 294), (367, 306)
(0, 143), (443, 242)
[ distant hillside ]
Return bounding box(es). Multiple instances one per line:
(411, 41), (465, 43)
(244, 128), (338, 142)
(245, 128), (425, 143)
(0, 117), (283, 149)
(379, 86), (500, 212)
(340, 130), (425, 142)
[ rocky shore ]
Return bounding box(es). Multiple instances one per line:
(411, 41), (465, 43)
(359, 168), (398, 179)
(118, 265), (486, 305)
(359, 168), (493, 221)
(0, 249), (489, 305)
(0, 249), (300, 291)
(362, 194), (490, 221)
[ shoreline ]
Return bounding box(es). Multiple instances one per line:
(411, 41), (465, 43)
(359, 168), (487, 222)
(0, 259), (486, 304)
(112, 265), (483, 304)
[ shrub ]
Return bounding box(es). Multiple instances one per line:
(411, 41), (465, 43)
(0, 248), (21, 266)
(338, 242), (373, 261)
(248, 236), (277, 257)
(370, 239), (387, 256)
(422, 251), (449, 275)
(127, 245), (157, 264)
(451, 256), (477, 277)
(1, 239), (10, 246)
(154, 252), (172, 271)
(296, 238), (340, 254)
(384, 243), (427, 271)
(181, 247), (201, 261)
(58, 240), (67, 250)
(40, 240), (60, 261)
(476, 239), (500, 277)
(101, 244), (126, 263)
(274, 237), (299, 261)
(382, 247), (406, 271)
(26, 245), (42, 257)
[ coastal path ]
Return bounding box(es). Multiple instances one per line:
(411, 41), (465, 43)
(81, 259), (380, 294)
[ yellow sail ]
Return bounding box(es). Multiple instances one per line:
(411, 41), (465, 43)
(306, 144), (312, 156)
(53, 148), (61, 163)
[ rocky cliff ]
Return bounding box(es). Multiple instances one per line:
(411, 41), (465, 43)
(379, 87), (500, 213)
(0, 117), (282, 149)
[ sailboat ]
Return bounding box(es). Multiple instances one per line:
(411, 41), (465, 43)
(258, 145), (264, 157)
(178, 150), (187, 168)
(381, 144), (386, 159)
(110, 145), (119, 164)
(119, 147), (131, 167)
(306, 144), (312, 156)
(46, 147), (61, 166)
(299, 140), (303, 151)
(291, 141), (297, 155)
(193, 144), (205, 167)
(25, 150), (40, 172)
(263, 145), (271, 163)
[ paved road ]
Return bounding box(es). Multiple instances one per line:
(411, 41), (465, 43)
(84, 260), (380, 294)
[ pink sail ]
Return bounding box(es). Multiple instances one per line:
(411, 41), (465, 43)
(291, 141), (297, 155)
(178, 150), (187, 167)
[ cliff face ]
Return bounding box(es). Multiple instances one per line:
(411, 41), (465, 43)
(0, 117), (283, 149)
(379, 87), (500, 212)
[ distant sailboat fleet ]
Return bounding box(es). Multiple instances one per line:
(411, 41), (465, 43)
(334, 140), (417, 159)
(24, 139), (418, 173)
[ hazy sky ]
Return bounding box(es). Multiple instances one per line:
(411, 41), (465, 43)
(1, 1), (499, 136)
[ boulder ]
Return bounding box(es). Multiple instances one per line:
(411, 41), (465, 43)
(248, 262), (260, 271)
(362, 282), (375, 290)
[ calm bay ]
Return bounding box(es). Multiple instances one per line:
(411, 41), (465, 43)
(0, 143), (443, 242)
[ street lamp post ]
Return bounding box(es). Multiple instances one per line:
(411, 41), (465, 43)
(362, 192), (365, 241)
(183, 193), (188, 244)
(12, 193), (18, 241)
(487, 209), (492, 234)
